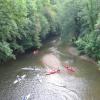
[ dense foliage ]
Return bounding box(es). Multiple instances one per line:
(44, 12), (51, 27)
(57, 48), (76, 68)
(0, 0), (59, 63)
(57, 0), (100, 61)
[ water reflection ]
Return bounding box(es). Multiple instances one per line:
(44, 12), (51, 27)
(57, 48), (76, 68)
(22, 94), (31, 100)
(0, 37), (100, 100)
(21, 67), (40, 71)
(13, 74), (26, 84)
(44, 74), (80, 100)
(49, 47), (65, 56)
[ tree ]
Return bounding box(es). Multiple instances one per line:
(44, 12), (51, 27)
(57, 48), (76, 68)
(0, 0), (59, 63)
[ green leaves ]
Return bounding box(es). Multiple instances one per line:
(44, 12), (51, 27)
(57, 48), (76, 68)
(55, 0), (100, 61)
(76, 32), (100, 60)
(0, 42), (15, 62)
(0, 0), (59, 63)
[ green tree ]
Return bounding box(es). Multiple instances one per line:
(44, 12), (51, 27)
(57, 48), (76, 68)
(0, 0), (59, 63)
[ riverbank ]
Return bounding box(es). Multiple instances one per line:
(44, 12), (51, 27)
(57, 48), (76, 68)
(67, 45), (99, 68)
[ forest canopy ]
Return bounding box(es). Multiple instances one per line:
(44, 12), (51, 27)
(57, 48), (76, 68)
(57, 0), (100, 61)
(0, 0), (59, 62)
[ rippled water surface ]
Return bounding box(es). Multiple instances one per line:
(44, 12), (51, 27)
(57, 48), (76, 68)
(0, 37), (100, 100)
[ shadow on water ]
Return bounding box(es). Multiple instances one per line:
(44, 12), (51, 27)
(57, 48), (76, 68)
(0, 37), (100, 100)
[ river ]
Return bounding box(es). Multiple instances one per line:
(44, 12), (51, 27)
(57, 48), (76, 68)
(0, 37), (100, 100)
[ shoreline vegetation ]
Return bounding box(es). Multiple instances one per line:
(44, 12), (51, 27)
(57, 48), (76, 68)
(58, 0), (100, 67)
(67, 45), (97, 65)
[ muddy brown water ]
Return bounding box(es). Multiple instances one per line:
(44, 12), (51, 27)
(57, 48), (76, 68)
(0, 37), (100, 100)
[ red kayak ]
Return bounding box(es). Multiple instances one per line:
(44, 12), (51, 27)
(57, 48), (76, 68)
(46, 69), (60, 75)
(64, 64), (76, 72)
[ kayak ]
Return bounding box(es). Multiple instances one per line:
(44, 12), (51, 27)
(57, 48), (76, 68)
(46, 69), (60, 75)
(64, 64), (76, 72)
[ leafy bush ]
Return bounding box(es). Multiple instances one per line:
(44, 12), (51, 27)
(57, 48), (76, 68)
(0, 42), (15, 63)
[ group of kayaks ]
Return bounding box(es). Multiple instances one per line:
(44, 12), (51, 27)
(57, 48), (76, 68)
(13, 64), (76, 100)
(46, 64), (76, 75)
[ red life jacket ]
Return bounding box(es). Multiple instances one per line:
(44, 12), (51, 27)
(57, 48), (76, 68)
(64, 64), (75, 72)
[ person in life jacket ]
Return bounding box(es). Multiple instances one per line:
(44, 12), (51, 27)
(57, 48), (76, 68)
(33, 50), (39, 55)
(63, 64), (76, 72)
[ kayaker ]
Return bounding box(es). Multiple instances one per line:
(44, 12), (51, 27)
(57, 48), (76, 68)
(33, 50), (39, 55)
(42, 54), (62, 75)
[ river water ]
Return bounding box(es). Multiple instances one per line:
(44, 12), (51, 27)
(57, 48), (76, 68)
(0, 37), (100, 100)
